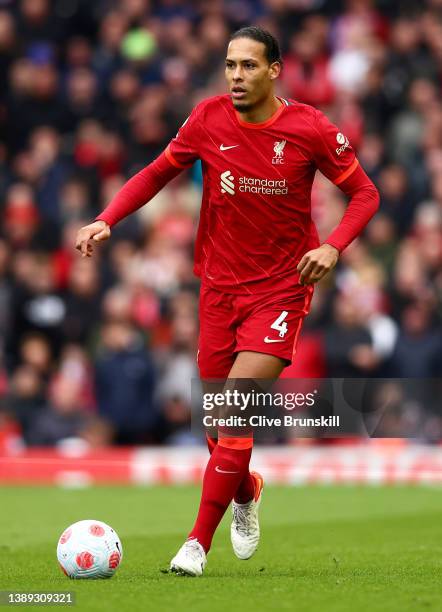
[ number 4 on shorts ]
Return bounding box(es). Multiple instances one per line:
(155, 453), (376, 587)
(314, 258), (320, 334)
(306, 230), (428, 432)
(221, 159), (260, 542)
(271, 311), (289, 338)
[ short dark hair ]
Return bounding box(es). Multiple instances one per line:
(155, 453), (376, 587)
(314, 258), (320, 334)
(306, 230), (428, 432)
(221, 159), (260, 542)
(230, 26), (283, 66)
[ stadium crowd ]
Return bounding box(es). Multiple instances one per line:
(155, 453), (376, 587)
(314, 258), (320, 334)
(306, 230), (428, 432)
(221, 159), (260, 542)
(0, 0), (441, 449)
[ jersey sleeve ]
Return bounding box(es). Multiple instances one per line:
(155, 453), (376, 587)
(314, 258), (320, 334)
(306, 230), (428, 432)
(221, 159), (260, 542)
(311, 109), (359, 185)
(165, 102), (204, 169)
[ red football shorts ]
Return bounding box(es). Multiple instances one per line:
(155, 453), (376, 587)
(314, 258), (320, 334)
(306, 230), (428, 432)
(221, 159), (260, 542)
(198, 283), (314, 378)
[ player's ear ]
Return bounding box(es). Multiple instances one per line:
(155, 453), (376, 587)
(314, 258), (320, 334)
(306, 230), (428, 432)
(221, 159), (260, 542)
(269, 61), (281, 80)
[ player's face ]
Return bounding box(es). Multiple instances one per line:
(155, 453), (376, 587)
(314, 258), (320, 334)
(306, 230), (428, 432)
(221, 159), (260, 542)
(225, 38), (281, 112)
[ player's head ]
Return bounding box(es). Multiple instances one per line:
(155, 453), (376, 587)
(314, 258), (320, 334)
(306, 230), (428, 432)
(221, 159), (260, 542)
(226, 26), (282, 112)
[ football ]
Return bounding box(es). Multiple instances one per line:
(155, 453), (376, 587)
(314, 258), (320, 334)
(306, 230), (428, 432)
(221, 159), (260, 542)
(57, 520), (123, 579)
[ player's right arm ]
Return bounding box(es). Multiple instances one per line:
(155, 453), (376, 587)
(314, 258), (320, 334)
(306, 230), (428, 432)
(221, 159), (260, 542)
(297, 108), (379, 284)
(75, 103), (204, 257)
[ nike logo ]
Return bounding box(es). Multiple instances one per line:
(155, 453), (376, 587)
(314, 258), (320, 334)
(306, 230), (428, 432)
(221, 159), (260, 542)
(220, 144), (239, 151)
(264, 336), (285, 343)
(215, 466), (240, 474)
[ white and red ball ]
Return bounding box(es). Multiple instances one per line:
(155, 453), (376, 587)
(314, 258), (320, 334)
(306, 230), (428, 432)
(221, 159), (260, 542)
(57, 520), (123, 579)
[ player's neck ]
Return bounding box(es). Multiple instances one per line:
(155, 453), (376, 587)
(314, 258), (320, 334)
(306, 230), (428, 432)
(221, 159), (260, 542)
(237, 95), (282, 124)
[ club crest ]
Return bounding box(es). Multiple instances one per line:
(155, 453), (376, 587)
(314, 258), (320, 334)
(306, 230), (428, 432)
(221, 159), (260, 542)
(272, 139), (286, 164)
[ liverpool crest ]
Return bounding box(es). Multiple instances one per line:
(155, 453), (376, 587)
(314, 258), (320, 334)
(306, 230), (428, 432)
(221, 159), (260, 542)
(272, 139), (286, 164)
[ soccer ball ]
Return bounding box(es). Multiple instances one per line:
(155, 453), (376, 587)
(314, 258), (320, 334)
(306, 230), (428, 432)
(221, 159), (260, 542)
(57, 520), (123, 579)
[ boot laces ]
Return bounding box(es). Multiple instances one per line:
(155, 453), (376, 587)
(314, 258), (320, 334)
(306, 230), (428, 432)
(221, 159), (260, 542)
(233, 502), (255, 537)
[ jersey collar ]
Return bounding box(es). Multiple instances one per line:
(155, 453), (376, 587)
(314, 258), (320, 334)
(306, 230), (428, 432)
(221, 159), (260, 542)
(234, 97), (288, 129)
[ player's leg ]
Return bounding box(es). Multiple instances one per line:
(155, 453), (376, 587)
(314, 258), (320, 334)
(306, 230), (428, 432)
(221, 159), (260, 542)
(171, 352), (284, 575)
(228, 350), (287, 378)
(184, 352), (285, 556)
(231, 289), (312, 502)
(206, 437), (254, 504)
(171, 284), (237, 575)
(226, 350), (287, 501)
(204, 349), (287, 495)
(226, 352), (285, 559)
(206, 420), (252, 504)
(171, 287), (312, 574)
(198, 282), (236, 458)
(229, 287), (314, 559)
(196, 354), (283, 560)
(196, 284), (247, 487)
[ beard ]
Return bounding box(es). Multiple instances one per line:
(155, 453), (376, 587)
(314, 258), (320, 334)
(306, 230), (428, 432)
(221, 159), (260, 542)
(231, 99), (254, 112)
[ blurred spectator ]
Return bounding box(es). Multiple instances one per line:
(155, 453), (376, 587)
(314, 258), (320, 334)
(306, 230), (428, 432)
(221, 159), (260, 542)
(8, 364), (45, 442)
(27, 126), (68, 224)
(377, 164), (416, 234)
(383, 18), (437, 116)
(58, 343), (96, 412)
(58, 178), (92, 224)
(26, 374), (95, 446)
(3, 183), (41, 248)
(7, 255), (66, 363)
(94, 321), (156, 443)
(282, 25), (334, 107)
(17, 0), (65, 45)
(389, 302), (441, 378)
(62, 258), (101, 344)
(365, 213), (398, 278)
(325, 292), (381, 377)
(328, 0), (381, 95)
(18, 333), (53, 379)
(0, 10), (17, 95)
(64, 67), (102, 130)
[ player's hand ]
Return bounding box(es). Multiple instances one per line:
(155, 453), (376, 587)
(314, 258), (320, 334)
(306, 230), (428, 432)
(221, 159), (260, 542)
(75, 220), (111, 257)
(297, 243), (339, 285)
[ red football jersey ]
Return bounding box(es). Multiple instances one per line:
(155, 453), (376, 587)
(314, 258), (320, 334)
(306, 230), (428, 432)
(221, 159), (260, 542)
(166, 94), (358, 294)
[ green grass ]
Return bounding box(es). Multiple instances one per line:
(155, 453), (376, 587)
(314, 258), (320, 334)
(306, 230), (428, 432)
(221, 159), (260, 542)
(0, 485), (441, 611)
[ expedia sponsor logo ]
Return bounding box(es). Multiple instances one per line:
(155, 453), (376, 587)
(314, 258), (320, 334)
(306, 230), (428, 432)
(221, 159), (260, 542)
(335, 132), (350, 155)
(220, 170), (288, 195)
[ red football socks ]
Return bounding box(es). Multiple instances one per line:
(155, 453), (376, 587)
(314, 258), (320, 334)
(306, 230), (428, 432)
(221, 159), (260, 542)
(206, 435), (255, 504)
(233, 470), (256, 504)
(188, 440), (252, 553)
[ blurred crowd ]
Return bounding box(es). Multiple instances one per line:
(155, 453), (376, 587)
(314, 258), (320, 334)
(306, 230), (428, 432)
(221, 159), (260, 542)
(0, 0), (441, 450)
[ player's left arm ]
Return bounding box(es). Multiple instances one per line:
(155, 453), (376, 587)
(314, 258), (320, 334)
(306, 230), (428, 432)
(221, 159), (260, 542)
(298, 111), (379, 285)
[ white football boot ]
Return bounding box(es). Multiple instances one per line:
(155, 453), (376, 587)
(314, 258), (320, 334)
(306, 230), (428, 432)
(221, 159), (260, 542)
(170, 538), (207, 576)
(231, 471), (264, 560)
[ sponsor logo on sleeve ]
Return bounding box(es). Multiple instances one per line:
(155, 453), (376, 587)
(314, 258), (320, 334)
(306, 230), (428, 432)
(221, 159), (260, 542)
(335, 132), (350, 155)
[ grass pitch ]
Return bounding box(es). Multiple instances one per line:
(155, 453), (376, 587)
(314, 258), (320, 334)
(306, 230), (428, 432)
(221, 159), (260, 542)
(0, 485), (440, 612)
